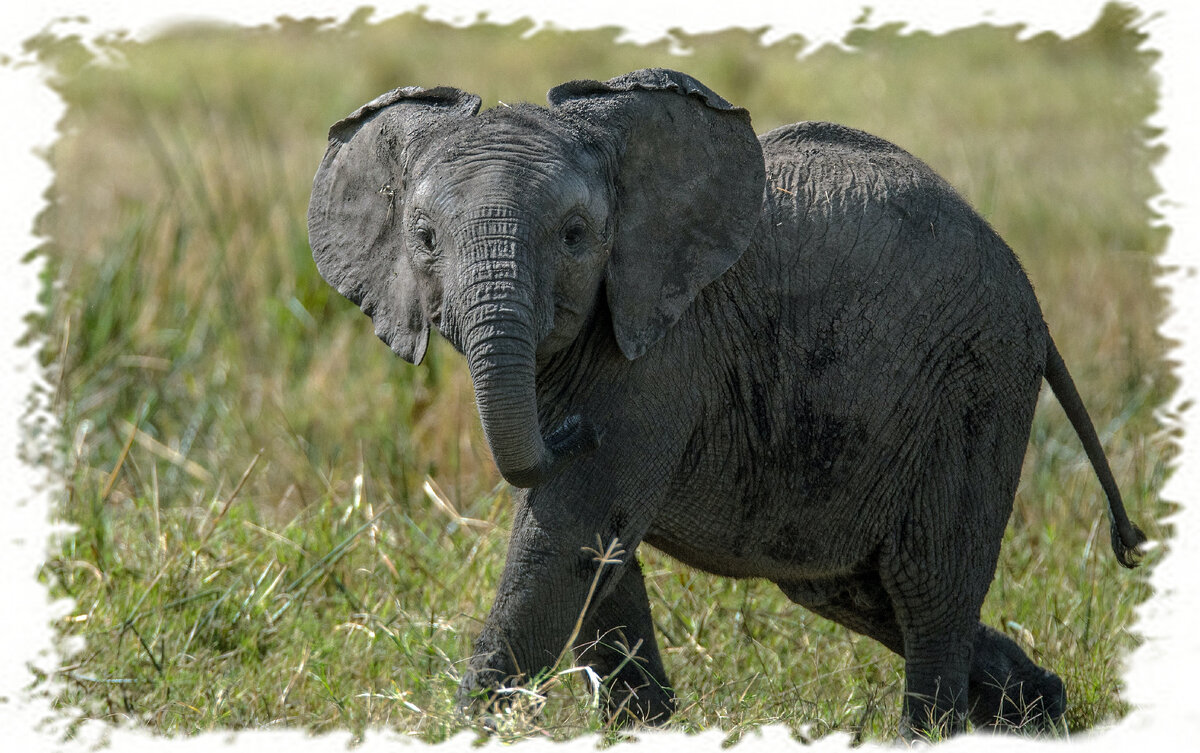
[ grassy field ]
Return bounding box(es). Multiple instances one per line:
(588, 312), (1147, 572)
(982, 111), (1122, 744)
(28, 3), (1173, 745)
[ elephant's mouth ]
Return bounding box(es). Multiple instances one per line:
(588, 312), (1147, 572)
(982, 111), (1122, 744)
(539, 302), (586, 357)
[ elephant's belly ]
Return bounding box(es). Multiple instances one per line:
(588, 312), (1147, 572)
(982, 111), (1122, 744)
(644, 392), (901, 580)
(643, 481), (889, 581)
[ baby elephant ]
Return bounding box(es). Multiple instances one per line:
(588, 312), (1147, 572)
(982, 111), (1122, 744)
(308, 68), (1145, 737)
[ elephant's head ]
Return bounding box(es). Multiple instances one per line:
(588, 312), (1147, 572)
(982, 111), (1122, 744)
(307, 69), (766, 487)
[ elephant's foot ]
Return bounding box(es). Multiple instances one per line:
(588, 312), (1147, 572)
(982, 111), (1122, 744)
(968, 624), (1066, 733)
(899, 683), (970, 741)
(454, 644), (676, 730)
(453, 646), (553, 729)
(454, 661), (518, 720)
(595, 666), (676, 727)
(968, 671), (1065, 733)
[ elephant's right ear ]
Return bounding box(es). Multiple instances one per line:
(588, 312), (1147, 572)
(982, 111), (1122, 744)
(308, 86), (480, 364)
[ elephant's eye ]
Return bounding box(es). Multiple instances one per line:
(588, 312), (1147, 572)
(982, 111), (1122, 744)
(560, 216), (589, 250)
(412, 222), (437, 256)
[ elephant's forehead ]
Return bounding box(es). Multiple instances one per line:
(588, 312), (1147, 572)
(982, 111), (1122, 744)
(414, 120), (606, 211)
(430, 109), (598, 173)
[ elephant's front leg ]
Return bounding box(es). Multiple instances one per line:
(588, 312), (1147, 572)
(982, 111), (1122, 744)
(572, 555), (675, 726)
(455, 489), (646, 720)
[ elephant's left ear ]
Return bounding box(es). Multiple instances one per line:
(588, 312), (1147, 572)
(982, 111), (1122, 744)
(549, 69), (766, 360)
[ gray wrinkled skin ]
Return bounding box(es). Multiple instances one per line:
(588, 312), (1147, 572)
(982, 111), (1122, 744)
(308, 68), (1144, 737)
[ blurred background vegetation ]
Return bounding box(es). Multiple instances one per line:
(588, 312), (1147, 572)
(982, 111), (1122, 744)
(26, 3), (1173, 744)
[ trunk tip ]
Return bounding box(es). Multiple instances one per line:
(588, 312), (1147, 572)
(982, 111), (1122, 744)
(499, 415), (600, 488)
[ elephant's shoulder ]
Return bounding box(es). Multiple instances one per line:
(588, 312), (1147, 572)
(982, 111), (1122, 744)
(758, 121), (964, 225)
(758, 121), (938, 185)
(759, 121), (907, 159)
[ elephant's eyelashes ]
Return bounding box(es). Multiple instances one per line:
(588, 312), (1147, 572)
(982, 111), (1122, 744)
(559, 216), (589, 250)
(411, 221), (437, 258)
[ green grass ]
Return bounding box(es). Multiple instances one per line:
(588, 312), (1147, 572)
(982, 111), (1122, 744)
(27, 3), (1173, 745)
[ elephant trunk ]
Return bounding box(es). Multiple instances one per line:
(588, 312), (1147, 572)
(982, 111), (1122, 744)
(461, 247), (597, 489)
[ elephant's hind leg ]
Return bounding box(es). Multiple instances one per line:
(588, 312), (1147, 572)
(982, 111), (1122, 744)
(779, 575), (1065, 735)
(878, 553), (979, 738)
(876, 480), (997, 737)
(573, 555), (676, 726)
(875, 362), (1043, 738)
(776, 570), (905, 655)
(782, 567), (972, 735)
(968, 623), (1065, 732)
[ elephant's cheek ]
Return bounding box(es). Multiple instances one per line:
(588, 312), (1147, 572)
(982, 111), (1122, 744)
(536, 308), (579, 357)
(424, 285), (456, 347)
(539, 259), (604, 356)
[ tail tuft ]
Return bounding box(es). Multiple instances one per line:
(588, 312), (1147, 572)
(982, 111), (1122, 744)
(1045, 337), (1147, 570)
(1110, 521), (1147, 569)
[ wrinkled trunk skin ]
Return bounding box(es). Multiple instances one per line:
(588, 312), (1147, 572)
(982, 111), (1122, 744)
(465, 310), (548, 488)
(458, 230), (594, 489)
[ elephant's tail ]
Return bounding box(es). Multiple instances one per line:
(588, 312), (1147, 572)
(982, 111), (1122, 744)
(1044, 337), (1147, 568)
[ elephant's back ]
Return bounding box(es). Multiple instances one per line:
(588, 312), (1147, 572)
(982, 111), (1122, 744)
(750, 120), (1047, 370)
(756, 121), (1005, 283)
(751, 120), (1048, 469)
